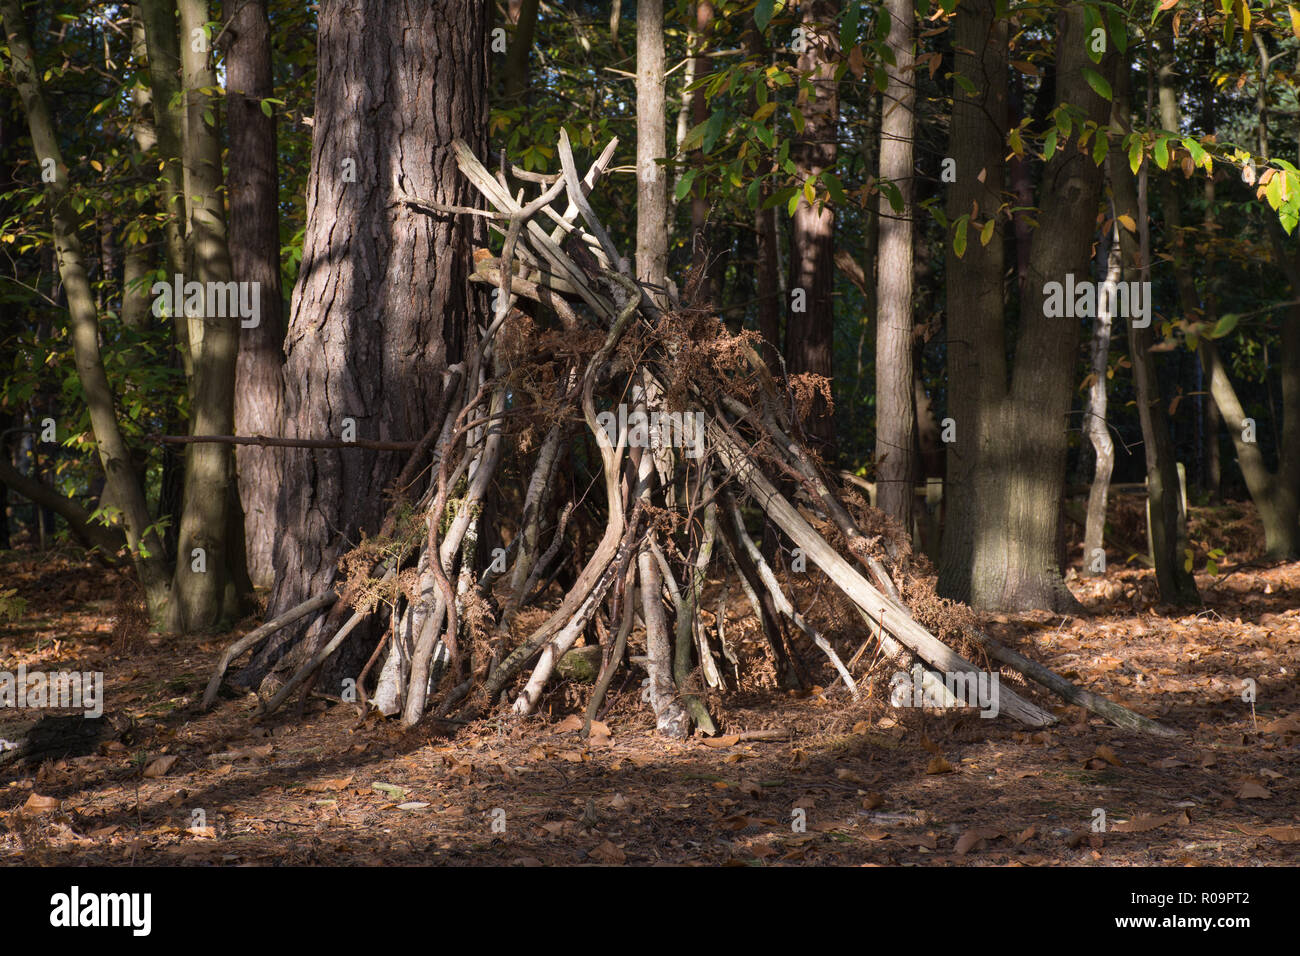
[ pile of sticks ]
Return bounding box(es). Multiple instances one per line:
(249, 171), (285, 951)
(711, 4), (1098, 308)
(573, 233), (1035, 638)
(203, 134), (1176, 740)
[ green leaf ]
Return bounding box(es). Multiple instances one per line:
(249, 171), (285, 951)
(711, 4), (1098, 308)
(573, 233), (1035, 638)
(702, 109), (726, 154)
(1154, 137), (1169, 170)
(979, 217), (995, 246)
(953, 216), (968, 258)
(790, 106), (805, 135)
(1209, 313), (1239, 338)
(822, 171), (846, 206)
(840, 2), (861, 51)
(1128, 134), (1143, 174)
(1082, 67), (1112, 101)
(1092, 130), (1109, 165)
(675, 169), (698, 201)
(260, 99), (273, 118)
(1043, 128), (1058, 161)
(755, 0), (775, 33)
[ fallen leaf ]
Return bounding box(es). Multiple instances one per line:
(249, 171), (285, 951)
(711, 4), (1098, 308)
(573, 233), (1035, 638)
(553, 714), (583, 734)
(1092, 744), (1123, 767)
(371, 782), (408, 799)
(955, 828), (1002, 855)
(396, 802), (430, 810)
(1237, 780), (1272, 800)
(589, 840), (626, 864)
(925, 756), (954, 775)
(1263, 826), (1300, 843)
(702, 734), (741, 748)
(21, 793), (60, 813)
(143, 755), (178, 778)
(1112, 810), (1189, 833)
(305, 775), (353, 792)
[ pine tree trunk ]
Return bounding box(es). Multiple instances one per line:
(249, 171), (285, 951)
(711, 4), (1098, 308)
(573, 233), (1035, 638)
(938, 0), (1007, 604)
(784, 0), (839, 455)
(226, 0), (284, 588)
(241, 0), (488, 686)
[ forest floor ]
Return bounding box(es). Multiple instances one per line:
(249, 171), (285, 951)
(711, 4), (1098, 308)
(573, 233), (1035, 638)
(1, 499), (1297, 866)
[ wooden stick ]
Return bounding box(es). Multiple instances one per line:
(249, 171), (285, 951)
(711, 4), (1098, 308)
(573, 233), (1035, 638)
(201, 592), (338, 710)
(153, 434), (419, 451)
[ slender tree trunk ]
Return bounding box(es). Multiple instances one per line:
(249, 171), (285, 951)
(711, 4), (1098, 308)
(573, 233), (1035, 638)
(502, 0), (539, 103)
(137, 0), (191, 382)
(226, 0), (284, 588)
(1111, 49), (1199, 602)
(637, 0), (668, 308)
(744, 17), (781, 371)
(689, 2), (714, 303)
(165, 0), (250, 631)
(784, 0), (839, 455)
(1082, 225), (1119, 574)
(1, 0), (172, 618)
(875, 0), (915, 530)
(241, 0), (488, 687)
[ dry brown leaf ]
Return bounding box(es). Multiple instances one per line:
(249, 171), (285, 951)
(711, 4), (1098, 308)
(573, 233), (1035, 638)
(1092, 744), (1123, 767)
(1112, 810), (1189, 833)
(1237, 780), (1272, 800)
(305, 775), (353, 792)
(1263, 826), (1300, 843)
(21, 793), (60, 813)
(553, 714), (583, 734)
(143, 754), (178, 778)
(955, 827), (1003, 855)
(925, 756), (954, 775)
(589, 840), (626, 864)
(701, 734), (741, 748)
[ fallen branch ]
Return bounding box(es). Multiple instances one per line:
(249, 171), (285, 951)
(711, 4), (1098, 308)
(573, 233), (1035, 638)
(201, 591), (338, 710)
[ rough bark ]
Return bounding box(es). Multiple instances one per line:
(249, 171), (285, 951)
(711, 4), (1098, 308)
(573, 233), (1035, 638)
(937, 0), (1007, 603)
(226, 0), (284, 588)
(975, 5), (1111, 611)
(241, 0), (488, 686)
(784, 0), (839, 455)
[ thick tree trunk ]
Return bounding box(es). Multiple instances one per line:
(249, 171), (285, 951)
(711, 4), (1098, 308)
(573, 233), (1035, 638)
(784, 0), (839, 455)
(241, 0), (488, 686)
(938, 0), (1007, 603)
(226, 0), (284, 588)
(1, 0), (172, 618)
(875, 0), (915, 530)
(983, 5), (1111, 612)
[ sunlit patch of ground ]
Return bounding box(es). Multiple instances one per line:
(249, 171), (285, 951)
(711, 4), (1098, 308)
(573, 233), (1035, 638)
(1, 513), (1296, 866)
